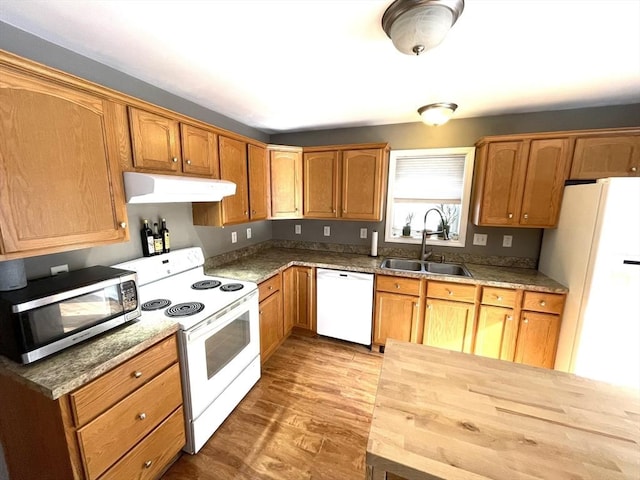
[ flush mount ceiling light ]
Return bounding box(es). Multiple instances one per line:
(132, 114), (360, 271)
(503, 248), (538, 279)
(382, 0), (465, 56)
(418, 102), (458, 126)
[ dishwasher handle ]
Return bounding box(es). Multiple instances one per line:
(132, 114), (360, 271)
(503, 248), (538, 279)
(316, 268), (373, 282)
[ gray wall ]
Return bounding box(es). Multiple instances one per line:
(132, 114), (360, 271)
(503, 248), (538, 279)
(270, 105), (640, 259)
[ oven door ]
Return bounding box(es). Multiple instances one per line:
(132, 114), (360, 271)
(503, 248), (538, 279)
(180, 289), (259, 420)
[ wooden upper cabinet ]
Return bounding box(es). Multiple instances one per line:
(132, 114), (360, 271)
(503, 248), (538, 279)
(269, 147), (303, 219)
(0, 65), (129, 259)
(180, 123), (219, 177)
(473, 136), (570, 228)
(302, 143), (389, 221)
(129, 107), (181, 172)
(248, 144), (269, 220)
(304, 150), (340, 218)
(129, 107), (220, 178)
(570, 134), (640, 179)
(219, 136), (249, 224)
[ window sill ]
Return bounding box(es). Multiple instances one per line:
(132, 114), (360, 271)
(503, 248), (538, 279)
(385, 234), (466, 248)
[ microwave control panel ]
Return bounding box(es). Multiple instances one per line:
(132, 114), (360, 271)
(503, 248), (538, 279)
(120, 280), (139, 313)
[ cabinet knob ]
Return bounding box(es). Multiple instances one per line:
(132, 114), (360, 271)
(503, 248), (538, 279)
(631, 166), (638, 172)
(252, 210), (256, 214)
(447, 289), (453, 296)
(268, 286), (273, 290)
(137, 412), (146, 420)
(540, 300), (546, 307)
(395, 283), (400, 289)
(496, 296), (503, 301)
(119, 222), (127, 229)
(332, 209), (336, 213)
(133, 371), (142, 378)
(172, 157), (178, 163)
(506, 315), (513, 321)
(244, 210), (248, 215)
(508, 213), (513, 219)
(523, 318), (529, 324)
(144, 460), (153, 469)
(186, 159), (192, 165)
(523, 213), (529, 220)
(427, 304), (432, 310)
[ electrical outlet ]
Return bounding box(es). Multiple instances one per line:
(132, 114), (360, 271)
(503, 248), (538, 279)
(295, 224), (301, 235)
(246, 227), (252, 239)
(473, 233), (488, 246)
(50, 264), (69, 276)
(360, 228), (367, 239)
(231, 231), (237, 244)
(323, 226), (331, 236)
(503, 235), (513, 247)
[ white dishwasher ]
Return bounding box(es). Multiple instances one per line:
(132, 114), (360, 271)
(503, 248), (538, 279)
(316, 268), (374, 346)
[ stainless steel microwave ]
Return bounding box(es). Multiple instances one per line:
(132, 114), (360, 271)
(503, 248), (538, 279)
(0, 266), (140, 364)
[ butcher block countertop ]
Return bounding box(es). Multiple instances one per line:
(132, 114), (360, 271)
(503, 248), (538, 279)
(366, 339), (640, 480)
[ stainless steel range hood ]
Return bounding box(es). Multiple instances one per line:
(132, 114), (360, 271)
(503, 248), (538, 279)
(123, 172), (236, 204)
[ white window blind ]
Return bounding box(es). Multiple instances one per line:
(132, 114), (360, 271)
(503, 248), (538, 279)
(394, 155), (464, 201)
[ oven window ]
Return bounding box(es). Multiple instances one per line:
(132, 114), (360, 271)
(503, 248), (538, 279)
(22, 286), (123, 348)
(204, 311), (250, 379)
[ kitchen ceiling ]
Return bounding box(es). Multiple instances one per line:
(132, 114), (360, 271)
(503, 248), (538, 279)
(1, 0), (639, 134)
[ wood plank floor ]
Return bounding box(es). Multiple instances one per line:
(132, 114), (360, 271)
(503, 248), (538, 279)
(162, 335), (383, 480)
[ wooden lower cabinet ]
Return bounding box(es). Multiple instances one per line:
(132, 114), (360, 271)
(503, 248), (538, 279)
(423, 299), (476, 353)
(0, 335), (184, 480)
(283, 266), (315, 333)
(474, 305), (518, 360)
(258, 273), (284, 363)
(373, 292), (419, 346)
(514, 311), (561, 369)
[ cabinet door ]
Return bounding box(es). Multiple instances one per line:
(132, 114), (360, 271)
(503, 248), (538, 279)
(129, 107), (181, 172)
(341, 149), (385, 220)
(474, 306), (518, 361)
(218, 136), (249, 224)
(248, 144), (269, 220)
(259, 291), (283, 363)
(519, 138), (570, 227)
(303, 150), (339, 218)
(570, 135), (640, 179)
(475, 141), (527, 226)
(180, 123), (219, 177)
(514, 311), (560, 369)
(0, 68), (128, 257)
(282, 267), (295, 335)
(270, 149), (302, 218)
(373, 292), (419, 346)
(293, 267), (315, 331)
(423, 299), (475, 353)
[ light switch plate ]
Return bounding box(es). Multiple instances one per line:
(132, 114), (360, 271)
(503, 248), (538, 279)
(360, 228), (367, 239)
(246, 227), (252, 239)
(231, 231), (237, 243)
(473, 233), (488, 246)
(295, 224), (301, 234)
(502, 235), (513, 247)
(323, 226), (331, 236)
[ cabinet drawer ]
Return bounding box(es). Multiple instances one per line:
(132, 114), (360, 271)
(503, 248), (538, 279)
(481, 287), (517, 308)
(78, 363), (182, 480)
(99, 406), (185, 480)
(427, 281), (477, 303)
(376, 275), (422, 296)
(70, 335), (178, 426)
(522, 291), (565, 314)
(259, 273), (281, 302)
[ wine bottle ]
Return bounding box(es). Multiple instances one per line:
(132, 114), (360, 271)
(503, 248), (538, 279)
(140, 219), (154, 257)
(160, 218), (171, 253)
(153, 222), (163, 255)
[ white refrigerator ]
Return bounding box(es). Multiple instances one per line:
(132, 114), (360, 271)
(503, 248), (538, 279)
(539, 177), (640, 390)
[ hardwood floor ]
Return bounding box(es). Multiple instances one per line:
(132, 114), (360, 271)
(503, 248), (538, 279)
(162, 335), (383, 480)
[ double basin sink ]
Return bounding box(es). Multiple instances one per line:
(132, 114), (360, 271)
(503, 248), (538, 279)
(380, 258), (472, 277)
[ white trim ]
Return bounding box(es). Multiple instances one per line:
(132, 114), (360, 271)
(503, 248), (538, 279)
(384, 147), (475, 248)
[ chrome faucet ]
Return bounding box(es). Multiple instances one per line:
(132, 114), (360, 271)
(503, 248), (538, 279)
(420, 208), (448, 261)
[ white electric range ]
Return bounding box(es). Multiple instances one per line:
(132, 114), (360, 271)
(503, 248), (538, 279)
(114, 247), (260, 454)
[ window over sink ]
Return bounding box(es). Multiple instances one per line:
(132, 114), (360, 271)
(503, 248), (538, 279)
(384, 147), (475, 247)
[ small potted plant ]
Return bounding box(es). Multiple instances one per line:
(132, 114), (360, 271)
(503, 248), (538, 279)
(438, 204), (458, 239)
(402, 213), (413, 236)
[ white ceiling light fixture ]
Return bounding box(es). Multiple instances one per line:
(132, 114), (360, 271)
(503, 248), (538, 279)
(382, 0), (465, 56)
(418, 102), (458, 126)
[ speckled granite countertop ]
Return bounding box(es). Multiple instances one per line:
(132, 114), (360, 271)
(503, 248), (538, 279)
(207, 247), (568, 293)
(0, 318), (178, 400)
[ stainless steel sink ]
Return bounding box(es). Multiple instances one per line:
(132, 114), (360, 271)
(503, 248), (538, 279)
(379, 258), (472, 277)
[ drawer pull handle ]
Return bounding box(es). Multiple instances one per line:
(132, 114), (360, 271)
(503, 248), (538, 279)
(133, 371), (143, 378)
(540, 300), (546, 307)
(144, 460), (153, 469)
(269, 286), (273, 290)
(138, 413), (147, 420)
(447, 289), (453, 296)
(395, 283), (400, 289)
(496, 296), (503, 301)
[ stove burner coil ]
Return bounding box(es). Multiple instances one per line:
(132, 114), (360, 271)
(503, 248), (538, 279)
(165, 302), (205, 318)
(220, 283), (244, 292)
(191, 280), (222, 290)
(141, 299), (172, 311)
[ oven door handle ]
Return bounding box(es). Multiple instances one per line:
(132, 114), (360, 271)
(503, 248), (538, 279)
(185, 290), (257, 344)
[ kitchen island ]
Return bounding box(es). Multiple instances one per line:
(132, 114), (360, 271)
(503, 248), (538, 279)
(367, 339), (640, 480)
